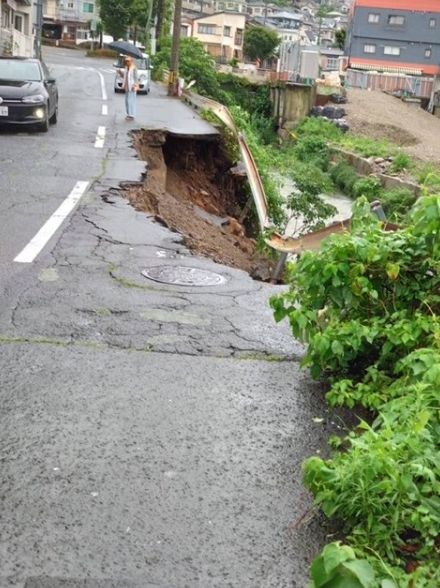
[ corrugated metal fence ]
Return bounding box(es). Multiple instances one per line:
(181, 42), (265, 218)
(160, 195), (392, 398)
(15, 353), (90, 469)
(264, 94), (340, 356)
(346, 69), (433, 98)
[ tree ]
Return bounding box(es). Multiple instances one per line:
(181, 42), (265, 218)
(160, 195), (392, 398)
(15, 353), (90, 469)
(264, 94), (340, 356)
(334, 28), (346, 51)
(152, 37), (225, 100)
(99, 0), (133, 40)
(244, 26), (279, 63)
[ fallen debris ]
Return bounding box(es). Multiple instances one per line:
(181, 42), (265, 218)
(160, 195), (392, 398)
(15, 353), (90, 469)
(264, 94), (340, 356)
(126, 129), (277, 279)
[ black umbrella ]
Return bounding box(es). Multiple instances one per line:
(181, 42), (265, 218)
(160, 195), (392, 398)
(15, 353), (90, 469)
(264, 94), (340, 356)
(108, 40), (143, 59)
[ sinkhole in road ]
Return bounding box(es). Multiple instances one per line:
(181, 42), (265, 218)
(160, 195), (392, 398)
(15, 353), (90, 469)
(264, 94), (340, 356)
(126, 129), (277, 281)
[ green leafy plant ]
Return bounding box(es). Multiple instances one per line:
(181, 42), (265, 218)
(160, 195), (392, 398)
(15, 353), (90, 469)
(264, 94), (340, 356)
(310, 542), (397, 588)
(341, 135), (397, 159)
(352, 177), (383, 200)
(271, 195), (440, 583)
(390, 152), (412, 174)
(330, 162), (359, 195)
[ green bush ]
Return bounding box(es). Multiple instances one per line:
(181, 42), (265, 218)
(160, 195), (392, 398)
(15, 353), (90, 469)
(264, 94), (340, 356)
(291, 161), (334, 197)
(330, 162), (359, 195)
(341, 134), (397, 158)
(390, 152), (412, 173)
(271, 195), (440, 584)
(296, 117), (344, 142)
(294, 136), (329, 161)
(380, 187), (418, 220)
(217, 72), (272, 117)
(152, 37), (228, 101)
(352, 176), (382, 200)
(417, 164), (440, 194)
(86, 48), (117, 58)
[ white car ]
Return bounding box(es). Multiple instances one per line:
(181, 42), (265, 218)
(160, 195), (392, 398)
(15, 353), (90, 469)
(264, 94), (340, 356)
(114, 54), (151, 95)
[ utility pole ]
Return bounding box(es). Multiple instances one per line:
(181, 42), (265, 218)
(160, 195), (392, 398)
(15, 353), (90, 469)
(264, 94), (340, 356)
(34, 0), (43, 58)
(168, 0), (183, 95)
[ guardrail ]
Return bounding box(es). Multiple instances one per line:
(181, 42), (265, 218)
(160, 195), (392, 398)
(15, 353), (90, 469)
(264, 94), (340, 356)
(182, 89), (358, 259)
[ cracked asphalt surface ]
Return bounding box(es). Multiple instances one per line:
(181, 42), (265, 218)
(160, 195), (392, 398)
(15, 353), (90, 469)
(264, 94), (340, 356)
(0, 48), (341, 587)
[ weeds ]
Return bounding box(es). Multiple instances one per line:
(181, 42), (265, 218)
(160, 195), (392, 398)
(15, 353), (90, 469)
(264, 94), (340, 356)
(271, 195), (440, 585)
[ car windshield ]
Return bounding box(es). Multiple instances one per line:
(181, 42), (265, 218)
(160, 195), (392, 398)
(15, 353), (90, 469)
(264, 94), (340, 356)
(0, 60), (41, 82)
(117, 56), (148, 70)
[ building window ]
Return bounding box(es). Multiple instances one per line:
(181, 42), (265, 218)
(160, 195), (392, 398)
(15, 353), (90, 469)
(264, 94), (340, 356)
(198, 23), (217, 34)
(327, 57), (338, 69)
(363, 44), (376, 54)
(368, 13), (379, 24)
(223, 25), (231, 36)
(429, 18), (436, 27)
(384, 45), (401, 55)
(82, 2), (94, 13)
(425, 48), (432, 58)
(235, 28), (243, 45)
(67, 2), (74, 7)
(14, 14), (23, 32)
(388, 15), (405, 26)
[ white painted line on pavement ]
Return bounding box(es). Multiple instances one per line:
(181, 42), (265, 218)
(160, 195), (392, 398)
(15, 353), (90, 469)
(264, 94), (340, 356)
(94, 126), (106, 148)
(96, 69), (108, 101)
(102, 104), (108, 116)
(14, 181), (89, 264)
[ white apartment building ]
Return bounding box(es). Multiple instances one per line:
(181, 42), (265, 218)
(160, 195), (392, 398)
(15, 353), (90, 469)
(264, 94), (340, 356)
(0, 0), (34, 56)
(43, 0), (97, 42)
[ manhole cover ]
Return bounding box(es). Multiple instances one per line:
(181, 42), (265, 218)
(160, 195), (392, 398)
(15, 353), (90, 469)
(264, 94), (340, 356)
(142, 265), (226, 286)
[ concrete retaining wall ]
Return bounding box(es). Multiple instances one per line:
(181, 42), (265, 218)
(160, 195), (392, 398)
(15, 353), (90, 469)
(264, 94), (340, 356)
(331, 146), (421, 195)
(271, 83), (315, 131)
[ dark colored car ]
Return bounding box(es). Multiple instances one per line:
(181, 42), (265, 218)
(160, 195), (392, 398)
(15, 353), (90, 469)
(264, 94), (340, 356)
(0, 57), (58, 132)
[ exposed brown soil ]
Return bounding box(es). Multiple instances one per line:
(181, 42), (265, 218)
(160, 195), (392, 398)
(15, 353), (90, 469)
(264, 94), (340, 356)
(126, 130), (276, 280)
(345, 88), (440, 163)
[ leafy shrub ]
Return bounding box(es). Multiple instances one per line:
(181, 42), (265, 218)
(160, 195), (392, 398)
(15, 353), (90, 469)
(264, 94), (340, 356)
(86, 48), (117, 58)
(271, 195), (440, 583)
(217, 72), (272, 117)
(330, 162), (358, 195)
(272, 197), (440, 379)
(286, 190), (337, 237)
(341, 135), (396, 158)
(352, 176), (382, 200)
(152, 37), (228, 101)
(390, 152), (412, 174)
(380, 187), (418, 220)
(229, 105), (286, 225)
(291, 161), (334, 197)
(310, 543), (387, 588)
(294, 136), (329, 161)
(296, 116), (344, 142)
(417, 164), (440, 194)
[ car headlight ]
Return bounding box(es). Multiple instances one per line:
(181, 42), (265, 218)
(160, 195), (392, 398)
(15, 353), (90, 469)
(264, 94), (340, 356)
(22, 94), (45, 104)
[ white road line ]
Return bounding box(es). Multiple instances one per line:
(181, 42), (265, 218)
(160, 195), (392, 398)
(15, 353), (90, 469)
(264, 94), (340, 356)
(94, 68), (108, 101)
(14, 181), (89, 264)
(102, 104), (108, 116)
(94, 126), (106, 148)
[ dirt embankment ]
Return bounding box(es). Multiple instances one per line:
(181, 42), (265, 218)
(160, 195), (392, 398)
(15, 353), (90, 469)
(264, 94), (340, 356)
(345, 88), (440, 163)
(127, 130), (276, 280)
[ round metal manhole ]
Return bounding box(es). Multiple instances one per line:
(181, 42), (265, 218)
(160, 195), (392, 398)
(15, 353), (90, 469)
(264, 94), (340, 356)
(141, 265), (227, 287)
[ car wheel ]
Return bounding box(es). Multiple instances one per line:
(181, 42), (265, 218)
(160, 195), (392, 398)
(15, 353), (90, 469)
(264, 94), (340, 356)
(49, 104), (58, 124)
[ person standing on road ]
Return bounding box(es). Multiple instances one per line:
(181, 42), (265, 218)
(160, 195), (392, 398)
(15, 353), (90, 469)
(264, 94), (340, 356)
(119, 56), (138, 121)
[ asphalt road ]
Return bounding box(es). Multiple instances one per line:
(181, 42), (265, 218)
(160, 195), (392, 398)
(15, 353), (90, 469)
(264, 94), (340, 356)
(0, 48), (341, 587)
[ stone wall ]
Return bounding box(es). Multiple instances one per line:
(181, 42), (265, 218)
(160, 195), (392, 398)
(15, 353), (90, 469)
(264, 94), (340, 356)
(331, 146), (421, 196)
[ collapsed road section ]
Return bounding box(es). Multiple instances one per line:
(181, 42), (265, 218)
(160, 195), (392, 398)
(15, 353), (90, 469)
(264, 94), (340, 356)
(126, 129), (277, 281)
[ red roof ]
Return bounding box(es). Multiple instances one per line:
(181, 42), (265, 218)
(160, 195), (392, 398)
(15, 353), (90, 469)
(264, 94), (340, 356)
(348, 56), (440, 75)
(354, 0), (440, 11)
